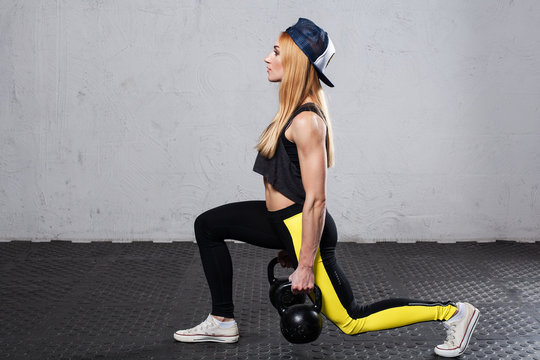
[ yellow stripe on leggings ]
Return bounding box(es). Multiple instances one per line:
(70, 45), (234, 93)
(283, 213), (457, 335)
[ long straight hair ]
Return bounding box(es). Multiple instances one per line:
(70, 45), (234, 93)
(256, 32), (335, 167)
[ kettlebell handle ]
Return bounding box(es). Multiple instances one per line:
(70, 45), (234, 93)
(267, 257), (279, 285)
(276, 282), (322, 314)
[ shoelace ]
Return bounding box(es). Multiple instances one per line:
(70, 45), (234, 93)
(185, 317), (216, 334)
(443, 321), (457, 345)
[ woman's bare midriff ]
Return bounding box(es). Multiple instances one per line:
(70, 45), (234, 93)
(264, 177), (295, 211)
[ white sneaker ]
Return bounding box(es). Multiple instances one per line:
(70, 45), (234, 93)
(434, 302), (480, 357)
(173, 314), (239, 343)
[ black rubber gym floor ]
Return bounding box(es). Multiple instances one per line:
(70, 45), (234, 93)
(1, 240), (539, 360)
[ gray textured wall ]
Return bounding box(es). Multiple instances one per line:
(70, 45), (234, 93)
(1, 1), (539, 242)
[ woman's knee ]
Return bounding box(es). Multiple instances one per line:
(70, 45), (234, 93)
(194, 210), (218, 246)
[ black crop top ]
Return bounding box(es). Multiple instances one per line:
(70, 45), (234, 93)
(282, 127), (300, 169)
(253, 103), (326, 204)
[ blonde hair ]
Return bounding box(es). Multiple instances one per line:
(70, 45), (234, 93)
(256, 32), (335, 167)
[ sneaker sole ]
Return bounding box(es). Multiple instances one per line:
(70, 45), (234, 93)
(435, 307), (480, 357)
(173, 333), (239, 343)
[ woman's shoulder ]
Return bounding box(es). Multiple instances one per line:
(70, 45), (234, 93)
(287, 102), (324, 124)
(292, 103), (325, 126)
(287, 106), (326, 142)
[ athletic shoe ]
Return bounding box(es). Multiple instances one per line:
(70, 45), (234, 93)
(434, 302), (480, 357)
(173, 314), (239, 343)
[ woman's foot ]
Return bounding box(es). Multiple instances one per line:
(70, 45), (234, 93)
(174, 314), (239, 343)
(434, 302), (480, 357)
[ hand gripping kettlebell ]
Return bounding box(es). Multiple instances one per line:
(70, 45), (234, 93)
(267, 257), (305, 310)
(276, 282), (323, 344)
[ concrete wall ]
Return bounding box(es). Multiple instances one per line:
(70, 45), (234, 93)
(1, 0), (539, 242)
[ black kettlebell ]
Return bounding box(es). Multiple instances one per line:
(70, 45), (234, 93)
(267, 257), (305, 310)
(276, 282), (323, 344)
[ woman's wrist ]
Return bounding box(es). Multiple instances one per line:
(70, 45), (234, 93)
(297, 262), (314, 270)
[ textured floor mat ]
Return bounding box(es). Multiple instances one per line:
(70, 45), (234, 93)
(1, 240), (539, 359)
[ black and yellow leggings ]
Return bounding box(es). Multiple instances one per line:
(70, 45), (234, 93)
(194, 200), (457, 334)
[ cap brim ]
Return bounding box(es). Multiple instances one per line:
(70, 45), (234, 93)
(315, 68), (334, 87)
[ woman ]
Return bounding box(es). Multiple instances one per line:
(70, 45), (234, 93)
(174, 18), (479, 358)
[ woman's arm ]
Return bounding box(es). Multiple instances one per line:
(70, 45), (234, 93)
(287, 111), (328, 294)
